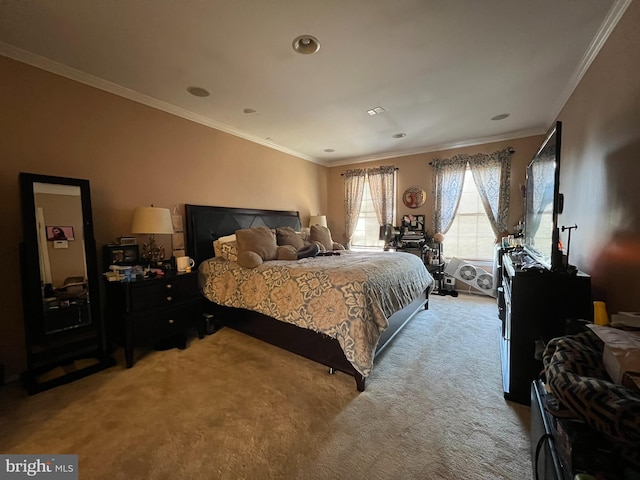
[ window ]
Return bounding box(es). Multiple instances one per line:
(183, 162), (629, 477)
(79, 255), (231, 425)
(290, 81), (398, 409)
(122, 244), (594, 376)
(351, 181), (385, 248)
(443, 166), (495, 261)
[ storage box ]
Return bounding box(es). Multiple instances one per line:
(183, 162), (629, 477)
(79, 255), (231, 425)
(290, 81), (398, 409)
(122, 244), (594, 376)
(603, 343), (640, 384)
(589, 325), (640, 384)
(611, 312), (640, 329)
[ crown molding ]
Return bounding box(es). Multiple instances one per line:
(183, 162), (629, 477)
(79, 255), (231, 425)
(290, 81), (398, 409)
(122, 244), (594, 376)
(0, 42), (322, 166)
(547, 0), (631, 125)
(327, 128), (545, 167)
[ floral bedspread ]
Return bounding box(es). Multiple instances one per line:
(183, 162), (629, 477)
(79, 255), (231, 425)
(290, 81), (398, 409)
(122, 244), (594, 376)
(198, 250), (434, 377)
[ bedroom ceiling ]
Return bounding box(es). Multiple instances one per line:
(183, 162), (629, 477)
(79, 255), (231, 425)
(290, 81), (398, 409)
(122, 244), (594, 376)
(0, 0), (626, 166)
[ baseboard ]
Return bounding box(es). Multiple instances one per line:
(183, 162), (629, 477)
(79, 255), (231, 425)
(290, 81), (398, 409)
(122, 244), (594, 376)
(0, 364), (23, 386)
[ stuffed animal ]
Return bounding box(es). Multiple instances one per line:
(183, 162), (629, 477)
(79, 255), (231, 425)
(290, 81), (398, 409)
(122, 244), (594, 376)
(276, 226), (320, 259)
(309, 225), (345, 251)
(236, 226), (297, 268)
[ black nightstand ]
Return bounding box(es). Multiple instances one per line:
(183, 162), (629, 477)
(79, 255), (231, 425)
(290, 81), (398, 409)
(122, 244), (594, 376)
(104, 270), (203, 367)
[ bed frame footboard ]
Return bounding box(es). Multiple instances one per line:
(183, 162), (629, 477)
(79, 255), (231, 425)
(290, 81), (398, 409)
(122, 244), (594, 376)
(204, 289), (428, 391)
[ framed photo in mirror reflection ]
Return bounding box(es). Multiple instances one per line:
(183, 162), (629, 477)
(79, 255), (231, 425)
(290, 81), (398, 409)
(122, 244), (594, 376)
(46, 225), (75, 241)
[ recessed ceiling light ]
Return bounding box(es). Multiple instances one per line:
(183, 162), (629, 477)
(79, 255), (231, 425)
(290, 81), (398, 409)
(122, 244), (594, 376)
(187, 86), (210, 97)
(324, 148), (335, 153)
(491, 113), (510, 121)
(292, 35), (320, 55)
(367, 106), (386, 116)
(392, 133), (407, 138)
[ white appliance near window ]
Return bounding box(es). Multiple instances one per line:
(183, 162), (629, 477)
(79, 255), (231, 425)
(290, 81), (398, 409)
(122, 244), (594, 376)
(444, 257), (495, 297)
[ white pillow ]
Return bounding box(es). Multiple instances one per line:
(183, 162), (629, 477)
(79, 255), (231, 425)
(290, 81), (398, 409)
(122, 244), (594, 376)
(217, 234), (237, 244)
(213, 234), (237, 258)
(213, 239), (238, 261)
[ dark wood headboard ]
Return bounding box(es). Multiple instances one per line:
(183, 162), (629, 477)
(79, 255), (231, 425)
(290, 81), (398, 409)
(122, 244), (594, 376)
(184, 204), (301, 266)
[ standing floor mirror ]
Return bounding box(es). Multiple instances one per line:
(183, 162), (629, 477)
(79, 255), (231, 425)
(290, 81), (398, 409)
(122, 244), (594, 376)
(19, 173), (114, 394)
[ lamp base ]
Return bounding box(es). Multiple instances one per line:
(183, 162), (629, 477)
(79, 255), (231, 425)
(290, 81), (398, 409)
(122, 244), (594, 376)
(141, 235), (166, 265)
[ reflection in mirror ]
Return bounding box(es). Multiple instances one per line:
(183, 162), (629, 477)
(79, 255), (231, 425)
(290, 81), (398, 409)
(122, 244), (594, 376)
(34, 183), (92, 333)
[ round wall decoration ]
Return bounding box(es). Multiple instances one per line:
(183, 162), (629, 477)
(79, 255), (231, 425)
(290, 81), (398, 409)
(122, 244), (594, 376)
(402, 185), (426, 208)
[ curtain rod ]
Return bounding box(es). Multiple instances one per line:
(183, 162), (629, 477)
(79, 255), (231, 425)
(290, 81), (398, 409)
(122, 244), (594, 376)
(340, 167), (399, 176)
(428, 148), (515, 165)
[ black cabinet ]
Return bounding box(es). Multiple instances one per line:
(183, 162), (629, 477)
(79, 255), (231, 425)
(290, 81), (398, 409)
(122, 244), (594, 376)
(500, 250), (591, 404)
(104, 271), (203, 367)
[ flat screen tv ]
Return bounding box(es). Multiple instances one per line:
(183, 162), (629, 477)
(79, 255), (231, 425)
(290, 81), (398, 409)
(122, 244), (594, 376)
(524, 121), (564, 271)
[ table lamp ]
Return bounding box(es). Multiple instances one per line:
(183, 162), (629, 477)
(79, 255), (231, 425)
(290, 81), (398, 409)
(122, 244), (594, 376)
(131, 206), (174, 264)
(309, 215), (327, 228)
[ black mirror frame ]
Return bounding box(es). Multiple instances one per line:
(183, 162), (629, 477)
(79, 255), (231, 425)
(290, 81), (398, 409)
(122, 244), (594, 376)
(19, 172), (113, 394)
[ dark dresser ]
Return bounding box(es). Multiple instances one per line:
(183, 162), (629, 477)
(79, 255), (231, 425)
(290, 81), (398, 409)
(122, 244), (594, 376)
(499, 249), (591, 404)
(104, 270), (203, 367)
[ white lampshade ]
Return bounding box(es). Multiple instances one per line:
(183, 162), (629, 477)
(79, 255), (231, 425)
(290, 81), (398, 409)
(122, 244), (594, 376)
(131, 207), (174, 234)
(309, 215), (327, 228)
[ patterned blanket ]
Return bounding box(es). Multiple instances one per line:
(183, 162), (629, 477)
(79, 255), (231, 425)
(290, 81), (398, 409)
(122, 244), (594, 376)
(199, 250), (434, 376)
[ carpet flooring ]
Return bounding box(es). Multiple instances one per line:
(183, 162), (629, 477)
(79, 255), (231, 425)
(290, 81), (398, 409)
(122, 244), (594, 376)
(0, 293), (532, 479)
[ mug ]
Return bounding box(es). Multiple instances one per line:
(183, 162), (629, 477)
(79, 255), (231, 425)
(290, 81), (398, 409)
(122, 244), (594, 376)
(176, 256), (195, 272)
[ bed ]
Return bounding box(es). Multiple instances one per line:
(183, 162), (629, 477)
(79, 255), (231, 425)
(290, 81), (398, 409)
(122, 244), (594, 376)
(185, 204), (434, 391)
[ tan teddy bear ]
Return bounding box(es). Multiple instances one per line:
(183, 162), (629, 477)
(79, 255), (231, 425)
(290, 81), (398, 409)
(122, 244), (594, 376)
(276, 226), (321, 259)
(235, 226), (297, 269)
(309, 225), (345, 251)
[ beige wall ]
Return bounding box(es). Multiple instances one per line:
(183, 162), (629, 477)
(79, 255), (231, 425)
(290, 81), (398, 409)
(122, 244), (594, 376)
(555, 1), (640, 313)
(0, 55), (328, 378)
(327, 136), (545, 245)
